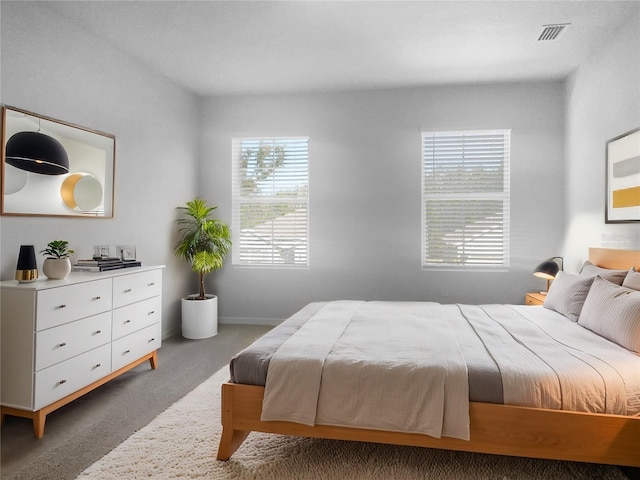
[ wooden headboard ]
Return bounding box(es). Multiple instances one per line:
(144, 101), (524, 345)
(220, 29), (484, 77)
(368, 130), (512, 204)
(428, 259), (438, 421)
(589, 247), (640, 270)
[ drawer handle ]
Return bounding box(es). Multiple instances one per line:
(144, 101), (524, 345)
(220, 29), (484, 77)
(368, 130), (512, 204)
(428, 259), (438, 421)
(58, 342), (67, 347)
(124, 288), (132, 293)
(124, 349), (131, 354)
(148, 337), (155, 343)
(58, 379), (67, 385)
(94, 363), (101, 369)
(148, 282), (155, 286)
(57, 304), (67, 309)
(93, 296), (102, 300)
(95, 330), (102, 334)
(148, 311), (155, 315)
(124, 319), (131, 324)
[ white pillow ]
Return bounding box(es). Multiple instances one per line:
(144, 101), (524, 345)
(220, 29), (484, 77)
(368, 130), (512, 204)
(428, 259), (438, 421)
(579, 261), (629, 286)
(578, 276), (640, 353)
(622, 270), (640, 291)
(543, 271), (594, 322)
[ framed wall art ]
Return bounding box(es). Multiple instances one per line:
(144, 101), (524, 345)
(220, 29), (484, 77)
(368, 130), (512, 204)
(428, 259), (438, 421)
(1, 105), (115, 217)
(605, 127), (640, 223)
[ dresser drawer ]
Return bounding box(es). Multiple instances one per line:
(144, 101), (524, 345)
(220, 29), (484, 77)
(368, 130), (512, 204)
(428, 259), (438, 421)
(34, 343), (111, 410)
(112, 323), (161, 371)
(35, 312), (112, 371)
(36, 279), (112, 330)
(112, 296), (161, 340)
(113, 270), (162, 308)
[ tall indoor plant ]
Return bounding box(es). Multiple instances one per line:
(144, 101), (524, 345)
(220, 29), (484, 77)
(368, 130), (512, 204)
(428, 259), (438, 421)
(175, 198), (231, 339)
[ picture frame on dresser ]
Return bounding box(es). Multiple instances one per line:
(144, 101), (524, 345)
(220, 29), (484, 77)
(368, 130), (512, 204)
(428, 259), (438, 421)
(605, 127), (640, 223)
(0, 265), (164, 438)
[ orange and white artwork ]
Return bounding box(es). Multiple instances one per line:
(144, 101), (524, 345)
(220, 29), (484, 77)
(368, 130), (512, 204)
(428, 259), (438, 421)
(606, 128), (640, 223)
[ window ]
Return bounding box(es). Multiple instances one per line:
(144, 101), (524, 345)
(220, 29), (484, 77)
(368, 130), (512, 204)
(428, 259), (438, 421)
(232, 137), (309, 267)
(421, 130), (510, 270)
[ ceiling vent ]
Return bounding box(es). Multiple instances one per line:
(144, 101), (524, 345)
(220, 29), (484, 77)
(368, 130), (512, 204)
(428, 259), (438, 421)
(538, 23), (570, 41)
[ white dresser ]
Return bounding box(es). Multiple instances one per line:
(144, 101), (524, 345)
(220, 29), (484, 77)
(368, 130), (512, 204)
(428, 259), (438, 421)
(0, 265), (164, 437)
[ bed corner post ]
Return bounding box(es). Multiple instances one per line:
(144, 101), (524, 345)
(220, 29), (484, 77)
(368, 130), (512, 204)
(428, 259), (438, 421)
(217, 383), (251, 461)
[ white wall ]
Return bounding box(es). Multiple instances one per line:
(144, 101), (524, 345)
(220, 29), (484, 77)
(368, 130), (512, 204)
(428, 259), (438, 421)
(563, 12), (640, 271)
(201, 83), (566, 323)
(0, 2), (200, 337)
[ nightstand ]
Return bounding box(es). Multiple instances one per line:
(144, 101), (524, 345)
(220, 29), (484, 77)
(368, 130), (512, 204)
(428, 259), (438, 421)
(525, 292), (546, 306)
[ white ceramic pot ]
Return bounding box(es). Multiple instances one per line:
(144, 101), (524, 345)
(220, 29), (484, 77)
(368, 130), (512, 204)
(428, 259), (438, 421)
(181, 294), (218, 339)
(43, 257), (72, 280)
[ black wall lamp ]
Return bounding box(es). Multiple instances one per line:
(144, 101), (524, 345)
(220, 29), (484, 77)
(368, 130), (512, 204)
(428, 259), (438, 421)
(533, 256), (564, 293)
(5, 131), (69, 175)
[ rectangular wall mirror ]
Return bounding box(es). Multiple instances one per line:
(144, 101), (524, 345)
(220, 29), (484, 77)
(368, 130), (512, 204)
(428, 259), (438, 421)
(1, 106), (115, 217)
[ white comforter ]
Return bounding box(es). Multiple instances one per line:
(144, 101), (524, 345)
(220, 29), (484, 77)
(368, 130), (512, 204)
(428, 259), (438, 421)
(261, 301), (470, 440)
(260, 301), (639, 441)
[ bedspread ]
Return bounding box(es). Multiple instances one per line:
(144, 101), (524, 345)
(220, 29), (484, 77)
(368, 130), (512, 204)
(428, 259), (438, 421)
(261, 301), (470, 440)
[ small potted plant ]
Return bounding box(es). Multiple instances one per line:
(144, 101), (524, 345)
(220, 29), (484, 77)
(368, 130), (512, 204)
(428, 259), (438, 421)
(40, 240), (75, 279)
(175, 198), (231, 339)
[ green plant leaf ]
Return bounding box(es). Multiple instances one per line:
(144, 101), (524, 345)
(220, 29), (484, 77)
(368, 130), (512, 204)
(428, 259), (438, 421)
(40, 240), (74, 258)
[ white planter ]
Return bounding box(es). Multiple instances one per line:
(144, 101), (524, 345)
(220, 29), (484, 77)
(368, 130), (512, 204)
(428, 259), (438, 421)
(181, 294), (218, 339)
(43, 257), (72, 280)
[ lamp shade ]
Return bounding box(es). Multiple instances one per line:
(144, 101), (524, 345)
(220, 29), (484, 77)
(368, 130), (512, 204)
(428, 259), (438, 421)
(533, 256), (563, 280)
(15, 245), (38, 283)
(5, 131), (69, 175)
(533, 260), (559, 279)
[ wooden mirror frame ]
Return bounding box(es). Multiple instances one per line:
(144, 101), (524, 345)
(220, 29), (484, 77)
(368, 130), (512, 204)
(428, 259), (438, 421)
(1, 106), (115, 218)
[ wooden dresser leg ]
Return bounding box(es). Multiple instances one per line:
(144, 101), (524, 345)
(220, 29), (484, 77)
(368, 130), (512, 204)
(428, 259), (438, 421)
(33, 410), (46, 439)
(149, 350), (158, 370)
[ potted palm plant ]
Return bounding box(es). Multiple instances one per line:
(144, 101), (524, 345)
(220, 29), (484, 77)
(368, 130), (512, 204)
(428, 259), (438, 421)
(175, 198), (231, 339)
(40, 240), (75, 279)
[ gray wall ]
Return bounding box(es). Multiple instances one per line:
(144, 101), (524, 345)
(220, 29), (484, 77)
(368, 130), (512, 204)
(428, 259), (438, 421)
(201, 83), (566, 323)
(563, 12), (640, 270)
(0, 2), (199, 337)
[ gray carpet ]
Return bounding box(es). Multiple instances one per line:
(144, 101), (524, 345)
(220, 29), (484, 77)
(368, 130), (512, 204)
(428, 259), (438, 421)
(76, 366), (629, 480)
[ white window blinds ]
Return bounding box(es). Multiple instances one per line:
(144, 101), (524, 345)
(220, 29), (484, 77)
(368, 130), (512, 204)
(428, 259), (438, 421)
(232, 137), (309, 267)
(421, 130), (510, 270)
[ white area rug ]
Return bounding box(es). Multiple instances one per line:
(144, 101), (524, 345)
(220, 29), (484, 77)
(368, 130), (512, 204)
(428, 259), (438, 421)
(77, 366), (626, 480)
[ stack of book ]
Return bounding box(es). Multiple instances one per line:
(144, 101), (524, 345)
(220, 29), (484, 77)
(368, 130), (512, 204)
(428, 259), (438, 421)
(72, 257), (142, 272)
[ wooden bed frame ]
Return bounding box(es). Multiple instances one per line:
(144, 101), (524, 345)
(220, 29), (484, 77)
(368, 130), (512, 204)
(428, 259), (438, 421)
(217, 248), (640, 467)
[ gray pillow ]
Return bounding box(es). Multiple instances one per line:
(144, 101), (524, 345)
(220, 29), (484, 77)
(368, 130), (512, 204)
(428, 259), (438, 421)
(622, 270), (640, 291)
(578, 276), (640, 354)
(543, 271), (594, 321)
(579, 261), (629, 286)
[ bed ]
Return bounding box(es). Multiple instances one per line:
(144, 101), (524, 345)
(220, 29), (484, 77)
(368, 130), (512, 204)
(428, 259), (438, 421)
(217, 247), (640, 467)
